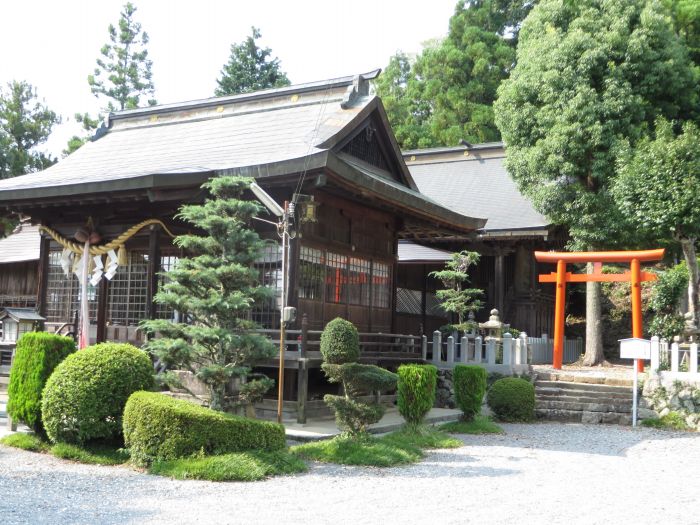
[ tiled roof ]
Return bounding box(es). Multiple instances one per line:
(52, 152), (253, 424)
(0, 223), (40, 263)
(405, 146), (548, 233)
(398, 240), (452, 263)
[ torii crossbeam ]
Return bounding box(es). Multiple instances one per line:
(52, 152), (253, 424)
(535, 249), (665, 371)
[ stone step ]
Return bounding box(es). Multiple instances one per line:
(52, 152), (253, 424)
(534, 380), (633, 394)
(536, 408), (632, 425)
(535, 372), (633, 387)
(535, 387), (633, 400)
(536, 392), (634, 405)
(536, 399), (632, 414)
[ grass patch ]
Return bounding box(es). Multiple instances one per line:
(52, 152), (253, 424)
(439, 415), (504, 435)
(292, 425), (461, 467)
(50, 442), (129, 466)
(0, 433), (49, 452)
(382, 425), (462, 449)
(149, 449), (307, 482)
(641, 412), (692, 431)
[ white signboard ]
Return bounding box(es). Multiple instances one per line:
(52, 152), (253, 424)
(619, 338), (651, 360)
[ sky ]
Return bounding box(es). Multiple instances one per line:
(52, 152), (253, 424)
(1, 0), (456, 156)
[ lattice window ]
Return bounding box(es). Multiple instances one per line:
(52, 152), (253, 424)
(426, 292), (445, 316)
(348, 257), (370, 306)
(46, 250), (99, 323)
(326, 252), (347, 304)
(341, 125), (390, 171)
(299, 246), (324, 301)
(372, 261), (391, 309)
(396, 288), (421, 314)
(155, 251), (179, 321)
(107, 251), (149, 326)
(252, 242), (282, 329)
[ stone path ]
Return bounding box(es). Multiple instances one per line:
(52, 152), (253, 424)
(1, 422), (699, 525)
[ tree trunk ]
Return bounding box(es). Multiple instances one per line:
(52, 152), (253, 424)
(210, 384), (225, 412)
(583, 262), (604, 366)
(681, 237), (699, 328)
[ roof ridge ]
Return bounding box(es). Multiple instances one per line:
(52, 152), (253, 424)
(109, 69), (381, 122)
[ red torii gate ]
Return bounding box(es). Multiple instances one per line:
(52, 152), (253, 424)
(534, 249), (665, 371)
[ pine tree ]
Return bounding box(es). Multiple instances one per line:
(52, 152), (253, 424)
(430, 251), (483, 332)
(215, 27), (290, 96)
(0, 80), (60, 235)
(0, 81), (59, 179)
(67, 2), (156, 155)
(142, 176), (276, 412)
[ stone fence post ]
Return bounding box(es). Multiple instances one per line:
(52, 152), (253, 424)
(486, 339), (496, 365)
(690, 343), (698, 375)
(461, 334), (469, 363)
(502, 333), (513, 366)
(446, 336), (455, 365)
(432, 330), (442, 365)
(474, 336), (482, 363)
(650, 336), (660, 373)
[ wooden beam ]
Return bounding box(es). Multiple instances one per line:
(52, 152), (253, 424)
(96, 277), (108, 343)
(539, 271), (657, 283)
(36, 236), (50, 320)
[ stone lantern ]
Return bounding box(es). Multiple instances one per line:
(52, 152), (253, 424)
(0, 308), (45, 343)
(478, 308), (510, 341)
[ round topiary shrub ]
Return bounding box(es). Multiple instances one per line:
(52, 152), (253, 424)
(453, 365), (487, 421)
(487, 377), (535, 422)
(123, 391), (286, 466)
(7, 332), (76, 434)
(320, 318), (360, 364)
(397, 364), (437, 425)
(42, 343), (154, 444)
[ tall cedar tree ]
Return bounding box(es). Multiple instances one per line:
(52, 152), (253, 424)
(494, 0), (696, 364)
(0, 81), (59, 235)
(215, 27), (290, 96)
(430, 251), (483, 332)
(66, 2), (156, 155)
(142, 176), (276, 412)
(614, 119), (700, 329)
(376, 1), (534, 148)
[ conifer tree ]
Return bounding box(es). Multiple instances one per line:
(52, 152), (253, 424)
(215, 27), (290, 96)
(142, 176), (276, 412)
(67, 2), (156, 155)
(431, 251), (483, 332)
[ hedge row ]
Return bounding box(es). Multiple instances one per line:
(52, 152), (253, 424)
(123, 391), (286, 465)
(397, 364), (437, 425)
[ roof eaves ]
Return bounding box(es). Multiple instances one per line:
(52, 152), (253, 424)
(403, 142), (504, 157)
(326, 152), (486, 233)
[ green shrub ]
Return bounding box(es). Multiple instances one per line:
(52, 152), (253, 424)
(320, 318), (397, 435)
(320, 318), (360, 364)
(396, 364), (437, 425)
(123, 391), (286, 466)
(42, 343), (154, 444)
(487, 377), (535, 422)
(453, 365), (487, 421)
(7, 332), (76, 433)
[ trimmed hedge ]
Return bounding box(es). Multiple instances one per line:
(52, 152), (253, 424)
(487, 377), (535, 422)
(397, 364), (437, 425)
(123, 391), (286, 466)
(453, 365), (487, 421)
(320, 318), (359, 364)
(7, 332), (76, 433)
(42, 343), (154, 444)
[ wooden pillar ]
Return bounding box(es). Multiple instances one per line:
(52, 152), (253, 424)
(495, 254), (505, 315)
(96, 277), (108, 343)
(36, 236), (51, 321)
(146, 225), (161, 320)
(630, 258), (644, 372)
(553, 259), (567, 370)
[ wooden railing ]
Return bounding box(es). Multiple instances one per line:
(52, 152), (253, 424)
(258, 316), (423, 362)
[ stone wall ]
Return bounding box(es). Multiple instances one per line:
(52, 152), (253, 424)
(435, 369), (456, 409)
(642, 374), (700, 430)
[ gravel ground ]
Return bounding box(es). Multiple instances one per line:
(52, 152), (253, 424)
(1, 422), (699, 525)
